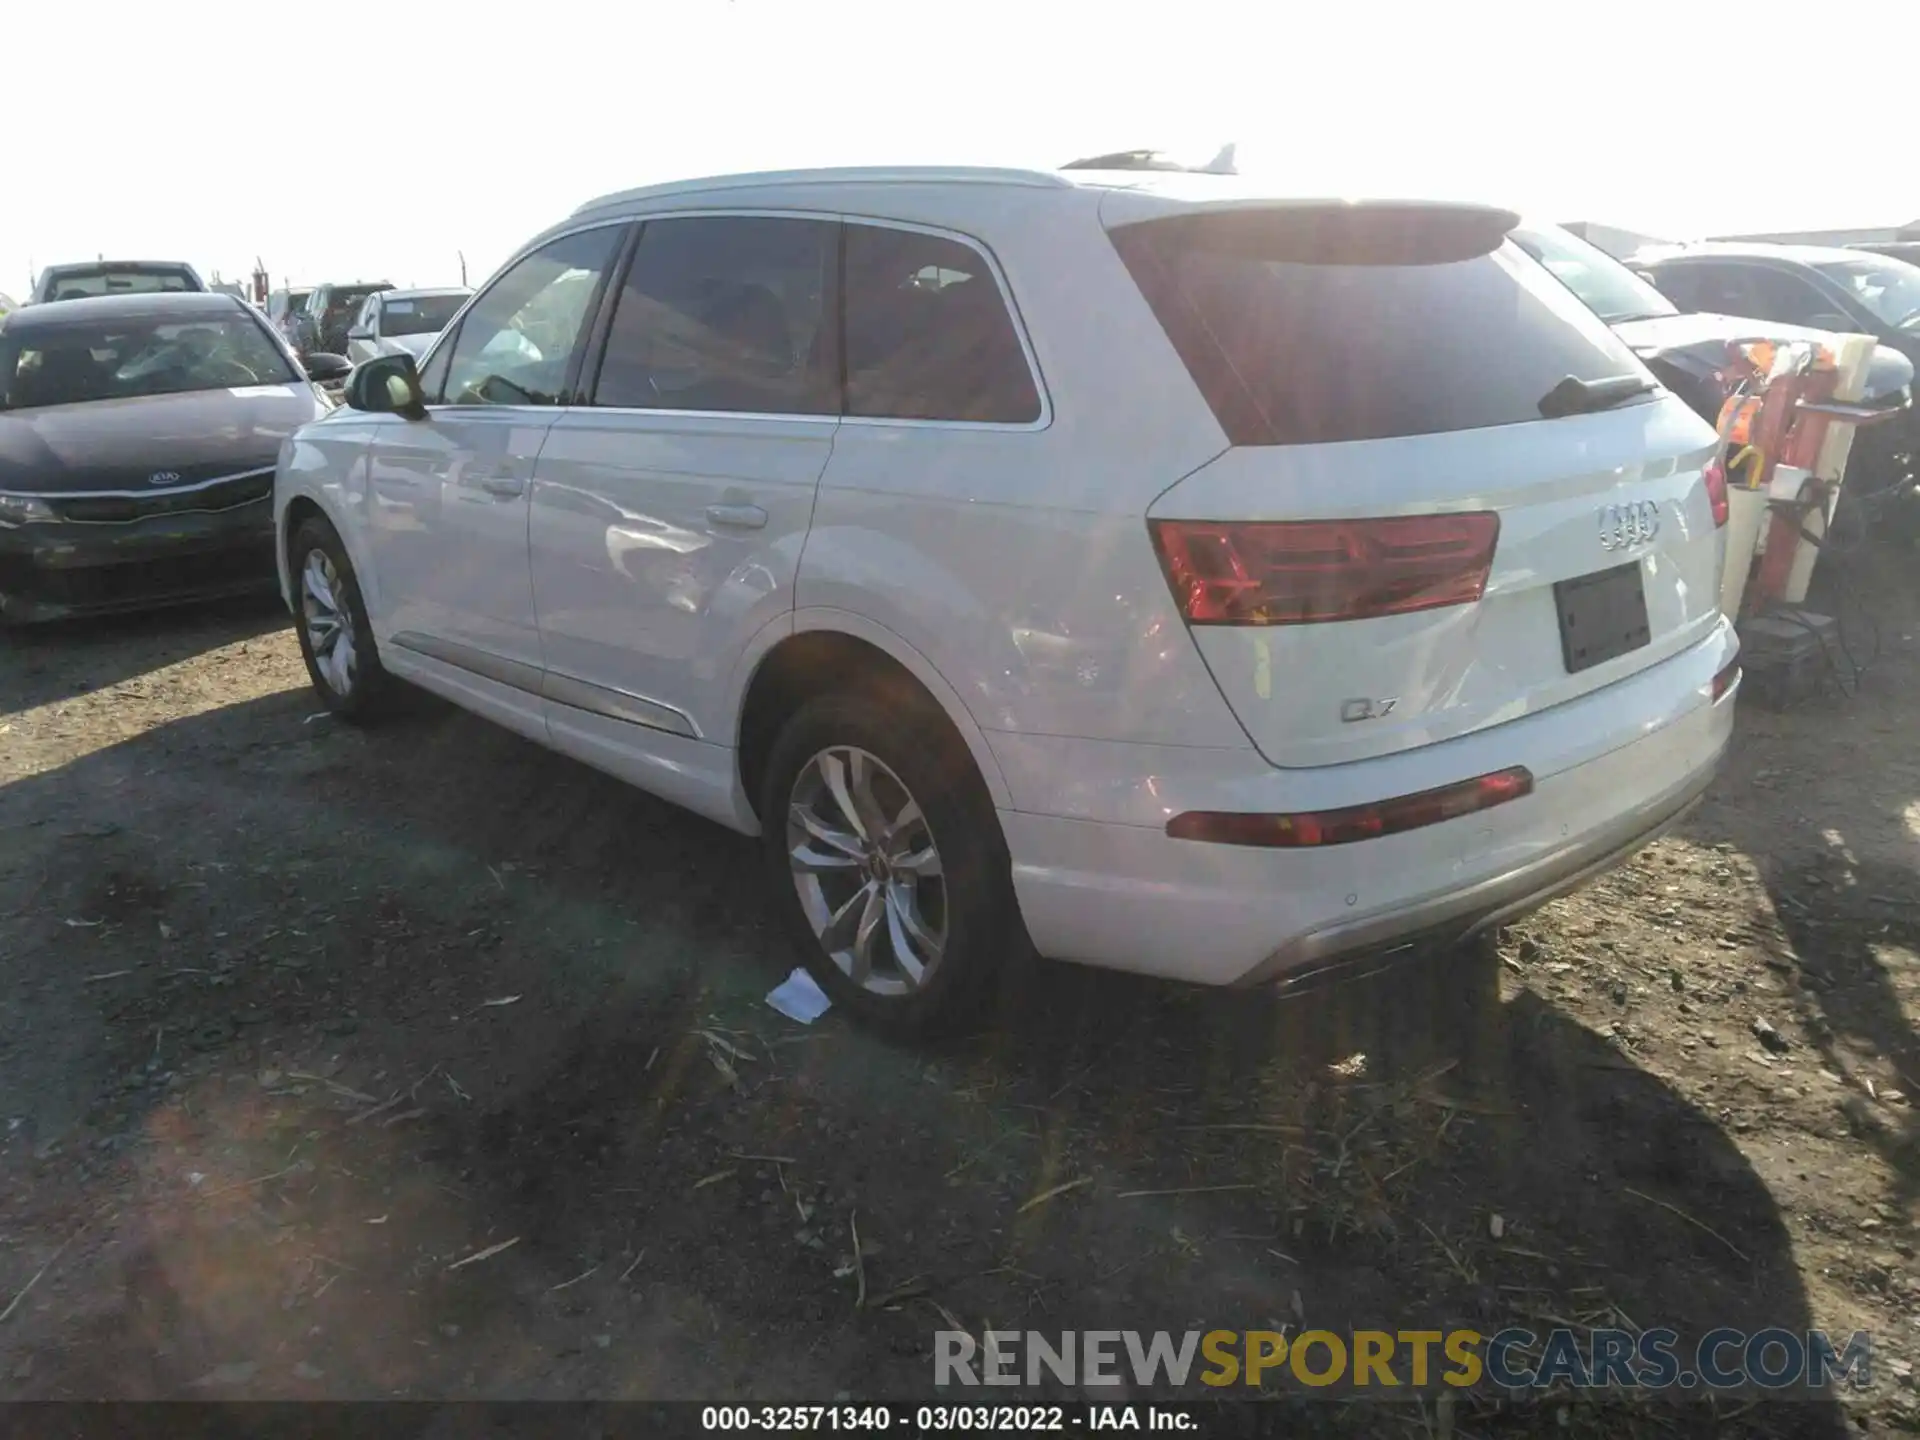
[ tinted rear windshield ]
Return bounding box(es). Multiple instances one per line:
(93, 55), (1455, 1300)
(1110, 210), (1649, 445)
(43, 268), (197, 301)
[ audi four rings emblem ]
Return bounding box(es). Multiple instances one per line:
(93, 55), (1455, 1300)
(1598, 500), (1660, 551)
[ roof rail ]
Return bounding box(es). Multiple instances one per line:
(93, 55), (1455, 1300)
(573, 165), (1074, 216)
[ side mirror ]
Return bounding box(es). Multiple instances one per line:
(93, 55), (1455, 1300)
(302, 352), (353, 383)
(343, 352), (428, 419)
(346, 325), (373, 341)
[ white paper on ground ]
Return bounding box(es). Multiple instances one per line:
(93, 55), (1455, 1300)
(765, 968), (832, 1024)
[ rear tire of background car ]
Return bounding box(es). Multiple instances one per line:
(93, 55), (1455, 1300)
(759, 689), (1023, 1041)
(290, 515), (396, 724)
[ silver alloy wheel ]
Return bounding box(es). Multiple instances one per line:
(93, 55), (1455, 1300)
(300, 548), (358, 698)
(787, 745), (947, 997)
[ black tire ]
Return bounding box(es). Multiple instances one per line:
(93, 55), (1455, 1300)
(289, 514), (397, 723)
(758, 687), (1024, 1041)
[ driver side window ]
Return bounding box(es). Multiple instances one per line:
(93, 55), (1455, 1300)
(438, 227), (623, 407)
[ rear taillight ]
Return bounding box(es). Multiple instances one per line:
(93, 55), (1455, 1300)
(1703, 455), (1729, 528)
(1166, 766), (1534, 848)
(1149, 513), (1499, 626)
(1711, 659), (1740, 701)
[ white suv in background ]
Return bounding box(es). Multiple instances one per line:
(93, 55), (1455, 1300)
(274, 166), (1738, 1037)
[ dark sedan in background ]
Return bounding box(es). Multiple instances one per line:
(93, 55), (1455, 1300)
(0, 292), (350, 621)
(1627, 240), (1920, 517)
(1515, 224), (1914, 424)
(1850, 240), (1920, 267)
(1514, 225), (1915, 511)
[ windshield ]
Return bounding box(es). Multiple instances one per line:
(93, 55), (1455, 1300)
(1510, 226), (1677, 324)
(1812, 256), (1920, 330)
(42, 267), (196, 302)
(381, 294), (467, 336)
(0, 316), (296, 409)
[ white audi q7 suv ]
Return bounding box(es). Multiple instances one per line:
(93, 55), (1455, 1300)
(274, 165), (1739, 1037)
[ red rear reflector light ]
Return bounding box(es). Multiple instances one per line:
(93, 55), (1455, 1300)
(1149, 513), (1500, 625)
(1703, 455), (1729, 528)
(1711, 659), (1740, 701)
(1167, 766), (1534, 848)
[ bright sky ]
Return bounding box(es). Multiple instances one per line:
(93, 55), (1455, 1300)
(7, 0), (1916, 300)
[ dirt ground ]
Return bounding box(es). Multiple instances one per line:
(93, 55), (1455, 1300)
(3, 558), (1919, 1437)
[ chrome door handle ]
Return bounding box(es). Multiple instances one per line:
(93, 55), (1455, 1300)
(478, 476), (526, 498)
(705, 503), (767, 529)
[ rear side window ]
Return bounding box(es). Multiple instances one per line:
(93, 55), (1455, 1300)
(1642, 264), (1702, 311)
(593, 216), (837, 414)
(1111, 211), (1647, 445)
(1650, 262), (1799, 325)
(843, 225), (1041, 424)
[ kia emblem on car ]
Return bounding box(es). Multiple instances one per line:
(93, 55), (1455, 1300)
(1598, 500), (1660, 551)
(147, 470), (181, 487)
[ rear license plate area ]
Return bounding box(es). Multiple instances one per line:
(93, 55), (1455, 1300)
(1554, 562), (1650, 674)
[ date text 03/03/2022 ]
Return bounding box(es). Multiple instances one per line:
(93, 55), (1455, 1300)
(700, 1405), (1188, 1431)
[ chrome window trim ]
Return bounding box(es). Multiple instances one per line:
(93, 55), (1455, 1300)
(566, 206), (1052, 432)
(0, 465), (277, 501)
(559, 406), (839, 427)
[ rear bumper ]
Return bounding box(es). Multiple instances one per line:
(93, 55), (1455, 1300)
(1233, 757), (1714, 989)
(994, 618), (1737, 987)
(0, 506), (277, 622)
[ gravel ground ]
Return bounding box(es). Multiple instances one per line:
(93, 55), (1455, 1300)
(2, 561), (1918, 1437)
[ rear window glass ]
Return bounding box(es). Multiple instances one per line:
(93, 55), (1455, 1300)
(325, 287), (387, 320)
(843, 226), (1041, 424)
(44, 269), (196, 301)
(381, 294), (468, 336)
(1111, 212), (1648, 446)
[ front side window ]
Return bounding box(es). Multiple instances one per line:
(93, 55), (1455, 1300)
(439, 228), (622, 406)
(842, 225), (1041, 423)
(1810, 256), (1920, 331)
(592, 216), (836, 414)
(0, 316), (297, 409)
